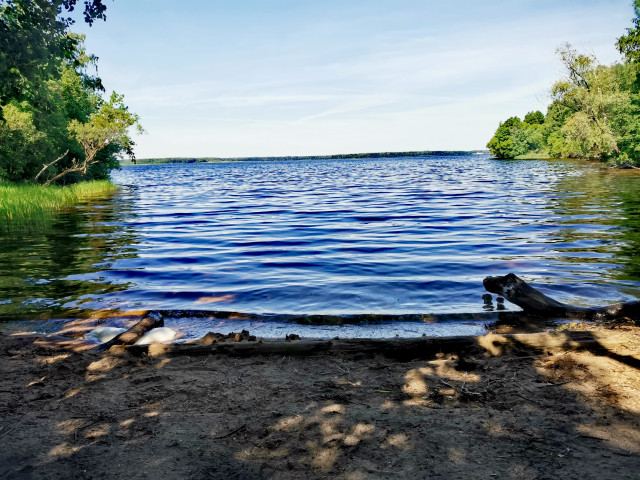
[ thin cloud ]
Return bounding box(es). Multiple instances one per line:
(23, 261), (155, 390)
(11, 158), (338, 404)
(82, 1), (632, 157)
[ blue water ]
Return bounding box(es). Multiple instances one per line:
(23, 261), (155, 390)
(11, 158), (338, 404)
(2, 154), (640, 338)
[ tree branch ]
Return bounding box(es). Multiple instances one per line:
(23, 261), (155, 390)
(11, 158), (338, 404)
(42, 138), (114, 185)
(33, 150), (69, 183)
(43, 156), (90, 186)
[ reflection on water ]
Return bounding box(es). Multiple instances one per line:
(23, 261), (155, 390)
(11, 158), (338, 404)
(0, 192), (139, 320)
(614, 180), (640, 282)
(541, 167), (640, 301)
(1, 155), (639, 334)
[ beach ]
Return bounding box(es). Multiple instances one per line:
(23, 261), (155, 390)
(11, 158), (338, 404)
(1, 323), (639, 479)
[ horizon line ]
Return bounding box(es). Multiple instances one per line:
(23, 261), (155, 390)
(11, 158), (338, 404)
(133, 149), (491, 162)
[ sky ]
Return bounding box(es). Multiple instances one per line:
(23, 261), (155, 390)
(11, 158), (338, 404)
(74, 0), (634, 159)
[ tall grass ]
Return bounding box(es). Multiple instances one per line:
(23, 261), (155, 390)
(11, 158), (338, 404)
(0, 180), (118, 224)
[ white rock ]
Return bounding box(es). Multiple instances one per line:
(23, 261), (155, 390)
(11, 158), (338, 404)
(86, 327), (126, 343)
(134, 327), (177, 345)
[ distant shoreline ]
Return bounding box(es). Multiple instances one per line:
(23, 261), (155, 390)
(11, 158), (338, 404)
(122, 150), (489, 165)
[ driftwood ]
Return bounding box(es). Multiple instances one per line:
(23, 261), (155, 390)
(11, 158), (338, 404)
(120, 331), (625, 360)
(484, 273), (640, 320)
(94, 311), (163, 352)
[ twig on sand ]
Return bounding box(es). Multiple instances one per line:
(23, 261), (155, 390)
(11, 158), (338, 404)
(539, 381), (571, 387)
(212, 424), (246, 439)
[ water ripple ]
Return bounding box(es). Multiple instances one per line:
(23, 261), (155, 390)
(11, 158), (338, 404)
(99, 156), (640, 314)
(2, 155), (640, 324)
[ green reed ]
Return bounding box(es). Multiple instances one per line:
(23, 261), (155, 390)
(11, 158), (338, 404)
(0, 180), (118, 225)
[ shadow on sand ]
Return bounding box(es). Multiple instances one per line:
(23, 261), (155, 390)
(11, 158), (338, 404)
(0, 326), (639, 479)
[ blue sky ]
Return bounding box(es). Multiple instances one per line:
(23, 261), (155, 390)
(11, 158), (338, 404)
(75, 1), (634, 158)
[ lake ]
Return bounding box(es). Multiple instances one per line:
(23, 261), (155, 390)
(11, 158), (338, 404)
(1, 154), (640, 339)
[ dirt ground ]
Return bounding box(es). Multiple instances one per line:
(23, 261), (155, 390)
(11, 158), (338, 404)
(1, 324), (639, 480)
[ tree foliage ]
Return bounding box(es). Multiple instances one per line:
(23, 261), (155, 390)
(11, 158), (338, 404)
(0, 0), (107, 104)
(487, 4), (640, 167)
(0, 0), (141, 184)
(487, 114), (545, 159)
(617, 0), (640, 64)
(550, 44), (629, 160)
(487, 117), (523, 159)
(524, 111), (545, 125)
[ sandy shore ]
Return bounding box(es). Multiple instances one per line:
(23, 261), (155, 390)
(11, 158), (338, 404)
(1, 324), (639, 479)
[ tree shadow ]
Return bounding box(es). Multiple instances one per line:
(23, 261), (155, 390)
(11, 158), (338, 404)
(0, 333), (267, 479)
(0, 329), (639, 479)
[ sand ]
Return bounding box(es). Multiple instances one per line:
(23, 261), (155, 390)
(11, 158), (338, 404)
(1, 323), (639, 480)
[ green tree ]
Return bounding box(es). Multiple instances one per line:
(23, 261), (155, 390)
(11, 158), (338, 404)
(486, 3), (640, 167)
(0, 0), (108, 105)
(549, 44), (629, 160)
(0, 1), (141, 184)
(512, 123), (545, 155)
(524, 111), (545, 125)
(614, 3), (640, 167)
(0, 101), (47, 181)
(487, 116), (522, 158)
(38, 92), (142, 185)
(617, 0), (640, 64)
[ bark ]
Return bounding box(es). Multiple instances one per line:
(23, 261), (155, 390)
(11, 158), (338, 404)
(42, 141), (107, 186)
(34, 150), (69, 183)
(93, 311), (163, 352)
(120, 330), (625, 360)
(42, 155), (97, 186)
(483, 273), (640, 320)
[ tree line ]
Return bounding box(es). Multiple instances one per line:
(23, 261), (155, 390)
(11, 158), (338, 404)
(0, 0), (140, 185)
(487, 1), (640, 168)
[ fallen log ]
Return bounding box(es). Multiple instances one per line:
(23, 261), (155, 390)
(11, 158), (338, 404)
(93, 311), (163, 352)
(483, 273), (640, 320)
(120, 331), (625, 360)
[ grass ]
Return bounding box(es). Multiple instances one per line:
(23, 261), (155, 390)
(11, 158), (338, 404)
(0, 180), (118, 223)
(513, 152), (556, 160)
